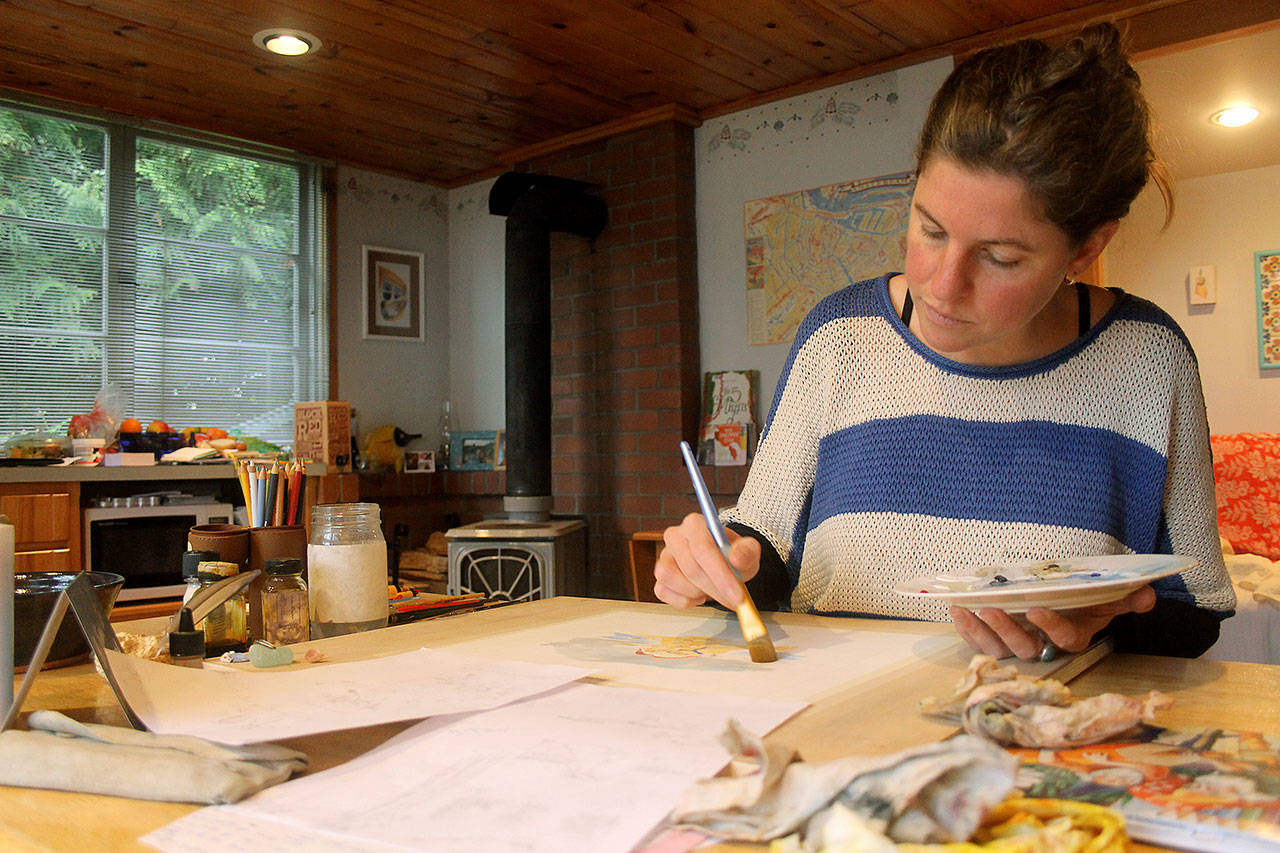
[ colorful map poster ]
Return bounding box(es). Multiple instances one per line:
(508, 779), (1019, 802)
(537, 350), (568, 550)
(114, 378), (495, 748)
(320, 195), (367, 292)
(744, 171), (914, 345)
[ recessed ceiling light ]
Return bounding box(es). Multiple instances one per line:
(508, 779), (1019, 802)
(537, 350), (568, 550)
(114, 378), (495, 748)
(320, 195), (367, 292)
(1210, 105), (1260, 127)
(253, 28), (321, 57)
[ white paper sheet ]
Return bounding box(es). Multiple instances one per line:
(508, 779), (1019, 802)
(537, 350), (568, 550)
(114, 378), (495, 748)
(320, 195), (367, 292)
(105, 647), (592, 745)
(143, 682), (806, 853)
(446, 609), (963, 700)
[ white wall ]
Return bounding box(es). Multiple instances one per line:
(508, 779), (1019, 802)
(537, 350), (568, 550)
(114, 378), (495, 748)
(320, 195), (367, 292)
(333, 166), (450, 450)
(437, 57), (953, 432)
(1106, 163), (1280, 434)
(693, 57), (953, 411)
(446, 178), (507, 435)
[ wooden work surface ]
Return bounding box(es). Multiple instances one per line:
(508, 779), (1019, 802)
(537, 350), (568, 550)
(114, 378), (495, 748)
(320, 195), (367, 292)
(5, 596), (1279, 851)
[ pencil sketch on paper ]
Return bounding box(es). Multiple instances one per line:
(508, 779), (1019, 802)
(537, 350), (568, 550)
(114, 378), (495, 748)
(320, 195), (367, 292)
(547, 631), (796, 671)
(105, 647), (591, 745)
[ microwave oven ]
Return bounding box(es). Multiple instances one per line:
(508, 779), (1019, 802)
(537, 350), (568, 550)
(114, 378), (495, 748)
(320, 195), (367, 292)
(83, 501), (235, 601)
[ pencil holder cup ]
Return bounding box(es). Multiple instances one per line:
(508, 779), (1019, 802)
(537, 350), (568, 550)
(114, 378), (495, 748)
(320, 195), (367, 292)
(247, 525), (307, 640)
(186, 524), (249, 572)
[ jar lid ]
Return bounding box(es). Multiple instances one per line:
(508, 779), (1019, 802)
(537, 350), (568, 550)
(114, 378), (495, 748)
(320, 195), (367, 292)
(182, 550), (219, 579)
(265, 557), (304, 575)
(196, 560), (239, 578)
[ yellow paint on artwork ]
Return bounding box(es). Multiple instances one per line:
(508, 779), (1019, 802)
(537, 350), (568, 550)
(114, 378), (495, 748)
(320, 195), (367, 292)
(631, 635), (744, 659)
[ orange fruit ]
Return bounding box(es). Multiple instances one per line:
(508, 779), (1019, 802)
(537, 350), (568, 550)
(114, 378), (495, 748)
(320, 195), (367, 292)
(119, 417), (142, 433)
(146, 419), (171, 433)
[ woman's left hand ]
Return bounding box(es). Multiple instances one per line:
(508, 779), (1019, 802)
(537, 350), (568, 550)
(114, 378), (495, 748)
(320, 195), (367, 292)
(950, 585), (1157, 660)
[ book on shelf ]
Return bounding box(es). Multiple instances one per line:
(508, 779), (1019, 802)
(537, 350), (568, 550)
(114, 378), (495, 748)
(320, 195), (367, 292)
(697, 370), (759, 466)
(1010, 725), (1280, 853)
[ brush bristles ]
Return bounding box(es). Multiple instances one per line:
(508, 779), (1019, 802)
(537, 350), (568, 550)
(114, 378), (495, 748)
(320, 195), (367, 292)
(735, 598), (778, 663)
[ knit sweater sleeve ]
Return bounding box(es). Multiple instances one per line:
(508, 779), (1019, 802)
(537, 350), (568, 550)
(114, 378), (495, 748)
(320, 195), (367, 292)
(727, 521), (792, 611)
(721, 291), (843, 604)
(1109, 322), (1233, 656)
(1152, 331), (1235, 616)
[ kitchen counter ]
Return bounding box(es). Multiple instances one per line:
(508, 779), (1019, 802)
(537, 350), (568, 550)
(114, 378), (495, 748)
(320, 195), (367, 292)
(0, 461), (328, 484)
(0, 461), (332, 577)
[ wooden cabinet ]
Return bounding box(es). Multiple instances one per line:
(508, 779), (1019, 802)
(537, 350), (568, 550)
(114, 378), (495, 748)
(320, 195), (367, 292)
(0, 482), (81, 573)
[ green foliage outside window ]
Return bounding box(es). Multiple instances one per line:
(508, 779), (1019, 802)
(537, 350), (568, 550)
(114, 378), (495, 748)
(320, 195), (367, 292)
(0, 103), (327, 446)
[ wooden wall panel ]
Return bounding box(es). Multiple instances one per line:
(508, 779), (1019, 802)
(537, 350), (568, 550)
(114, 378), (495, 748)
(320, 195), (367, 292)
(2, 0), (1267, 185)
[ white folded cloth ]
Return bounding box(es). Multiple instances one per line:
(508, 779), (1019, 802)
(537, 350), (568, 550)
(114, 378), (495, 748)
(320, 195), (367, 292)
(0, 710), (306, 804)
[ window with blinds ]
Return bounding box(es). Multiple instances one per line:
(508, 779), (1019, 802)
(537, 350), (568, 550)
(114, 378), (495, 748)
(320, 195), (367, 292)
(0, 101), (328, 449)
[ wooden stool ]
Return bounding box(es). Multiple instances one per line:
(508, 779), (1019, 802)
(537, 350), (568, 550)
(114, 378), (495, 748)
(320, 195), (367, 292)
(627, 531), (666, 602)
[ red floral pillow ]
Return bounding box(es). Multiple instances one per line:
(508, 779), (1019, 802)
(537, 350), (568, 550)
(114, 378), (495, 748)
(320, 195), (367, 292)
(1210, 433), (1280, 560)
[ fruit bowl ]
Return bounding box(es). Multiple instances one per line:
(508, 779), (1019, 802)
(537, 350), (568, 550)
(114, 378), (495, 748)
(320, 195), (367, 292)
(118, 431), (187, 456)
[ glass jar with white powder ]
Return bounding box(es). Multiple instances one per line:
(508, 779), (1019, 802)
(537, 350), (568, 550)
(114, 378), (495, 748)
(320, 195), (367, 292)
(308, 503), (389, 639)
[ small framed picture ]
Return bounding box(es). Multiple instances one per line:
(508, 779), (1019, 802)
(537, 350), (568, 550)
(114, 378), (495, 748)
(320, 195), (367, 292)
(363, 245), (424, 340)
(1188, 264), (1217, 306)
(404, 449), (435, 473)
(451, 430), (500, 471)
(495, 429), (506, 470)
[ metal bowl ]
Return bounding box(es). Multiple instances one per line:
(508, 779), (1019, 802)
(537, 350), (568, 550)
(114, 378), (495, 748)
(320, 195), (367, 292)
(13, 571), (126, 670)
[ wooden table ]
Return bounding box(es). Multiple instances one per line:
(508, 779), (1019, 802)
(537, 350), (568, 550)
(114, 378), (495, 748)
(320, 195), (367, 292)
(5, 597), (1279, 851)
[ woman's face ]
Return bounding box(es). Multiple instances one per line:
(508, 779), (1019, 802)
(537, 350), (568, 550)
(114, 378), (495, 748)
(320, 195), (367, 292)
(903, 156), (1107, 365)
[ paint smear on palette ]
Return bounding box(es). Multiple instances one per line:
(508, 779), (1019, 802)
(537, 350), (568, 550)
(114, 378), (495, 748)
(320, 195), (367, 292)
(546, 632), (797, 671)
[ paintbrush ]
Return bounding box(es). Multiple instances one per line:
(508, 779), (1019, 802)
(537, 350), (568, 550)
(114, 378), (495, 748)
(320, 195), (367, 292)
(679, 441), (777, 663)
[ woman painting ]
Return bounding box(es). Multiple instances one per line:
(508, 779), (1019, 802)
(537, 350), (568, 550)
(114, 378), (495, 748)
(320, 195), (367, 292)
(655, 23), (1235, 660)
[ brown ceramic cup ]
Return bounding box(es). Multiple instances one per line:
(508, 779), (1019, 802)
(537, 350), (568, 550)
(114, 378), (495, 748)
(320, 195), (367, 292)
(186, 524), (249, 571)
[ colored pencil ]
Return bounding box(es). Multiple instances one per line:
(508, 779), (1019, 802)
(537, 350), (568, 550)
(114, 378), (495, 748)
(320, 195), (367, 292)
(234, 457), (251, 510)
(264, 464), (279, 528)
(246, 464), (258, 527)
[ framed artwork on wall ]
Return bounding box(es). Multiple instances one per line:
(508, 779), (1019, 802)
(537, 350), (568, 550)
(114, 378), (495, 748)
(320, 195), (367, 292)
(1256, 250), (1280, 369)
(363, 245), (424, 341)
(1188, 264), (1217, 305)
(451, 430), (499, 471)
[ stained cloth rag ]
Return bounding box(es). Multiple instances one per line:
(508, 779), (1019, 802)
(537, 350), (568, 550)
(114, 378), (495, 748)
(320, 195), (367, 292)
(670, 720), (1016, 844)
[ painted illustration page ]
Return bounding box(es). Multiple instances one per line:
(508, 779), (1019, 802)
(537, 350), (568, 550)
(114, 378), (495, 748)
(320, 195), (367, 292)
(446, 608), (963, 701)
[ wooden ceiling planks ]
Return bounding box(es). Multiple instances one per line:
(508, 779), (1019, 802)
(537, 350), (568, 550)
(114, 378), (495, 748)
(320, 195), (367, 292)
(0, 0), (1274, 185)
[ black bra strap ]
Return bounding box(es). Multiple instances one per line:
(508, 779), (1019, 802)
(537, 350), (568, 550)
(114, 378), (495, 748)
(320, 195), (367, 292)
(1075, 280), (1090, 337)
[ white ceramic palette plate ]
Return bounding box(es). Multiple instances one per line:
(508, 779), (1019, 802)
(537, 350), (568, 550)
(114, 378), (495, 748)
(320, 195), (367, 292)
(894, 554), (1196, 613)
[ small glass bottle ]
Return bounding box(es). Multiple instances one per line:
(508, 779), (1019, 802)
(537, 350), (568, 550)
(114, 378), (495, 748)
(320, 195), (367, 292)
(181, 549), (218, 607)
(168, 608), (205, 668)
(195, 560), (249, 655)
(261, 557), (310, 646)
(437, 401), (452, 470)
(308, 503), (389, 639)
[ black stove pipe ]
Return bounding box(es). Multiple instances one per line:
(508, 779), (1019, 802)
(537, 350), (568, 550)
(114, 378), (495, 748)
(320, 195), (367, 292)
(489, 173), (606, 520)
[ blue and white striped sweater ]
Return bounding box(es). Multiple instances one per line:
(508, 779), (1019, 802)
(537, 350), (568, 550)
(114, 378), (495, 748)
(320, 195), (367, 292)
(726, 274), (1233, 621)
